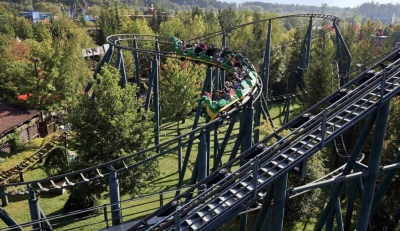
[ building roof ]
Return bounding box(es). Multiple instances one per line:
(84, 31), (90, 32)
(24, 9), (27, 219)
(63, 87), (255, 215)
(0, 103), (39, 135)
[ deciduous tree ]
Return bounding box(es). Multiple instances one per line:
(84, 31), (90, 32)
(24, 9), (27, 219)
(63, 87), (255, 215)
(64, 65), (157, 211)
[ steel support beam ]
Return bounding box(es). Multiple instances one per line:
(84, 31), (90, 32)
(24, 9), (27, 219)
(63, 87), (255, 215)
(253, 187), (273, 231)
(228, 108), (248, 162)
(198, 131), (208, 192)
(132, 37), (140, 93)
(176, 66), (211, 197)
(272, 174), (288, 231)
(28, 187), (41, 230)
(283, 17), (313, 124)
(109, 169), (122, 226)
(85, 45), (114, 93)
(315, 112), (377, 230)
(212, 112), (239, 171)
(1, 186), (8, 206)
(334, 198), (344, 231)
(213, 127), (219, 169)
(153, 58), (160, 153)
(0, 206), (22, 230)
(39, 207), (53, 231)
(220, 33), (226, 89)
(144, 60), (154, 111)
(206, 67), (212, 175)
(356, 100), (390, 231)
(371, 149), (400, 214)
(344, 179), (358, 231)
(255, 20), (272, 143)
(240, 104), (254, 231)
(333, 20), (351, 85)
(115, 48), (127, 88)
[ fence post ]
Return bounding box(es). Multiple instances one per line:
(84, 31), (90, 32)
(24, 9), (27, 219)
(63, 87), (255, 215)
(103, 206), (109, 228)
(160, 193), (164, 207)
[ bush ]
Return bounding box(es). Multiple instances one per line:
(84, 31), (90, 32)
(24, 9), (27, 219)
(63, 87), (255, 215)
(64, 186), (101, 215)
(43, 147), (69, 176)
(8, 132), (25, 153)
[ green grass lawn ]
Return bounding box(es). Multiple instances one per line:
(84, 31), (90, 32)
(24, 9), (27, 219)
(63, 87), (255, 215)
(0, 101), (328, 231)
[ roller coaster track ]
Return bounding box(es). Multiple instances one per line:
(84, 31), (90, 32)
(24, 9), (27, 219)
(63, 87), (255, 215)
(0, 134), (61, 184)
(193, 14), (339, 41)
(127, 48), (400, 231)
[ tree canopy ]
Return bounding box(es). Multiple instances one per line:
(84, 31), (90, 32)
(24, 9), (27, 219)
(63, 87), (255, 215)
(64, 65), (157, 211)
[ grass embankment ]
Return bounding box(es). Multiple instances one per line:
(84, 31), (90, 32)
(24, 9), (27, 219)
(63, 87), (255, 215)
(0, 133), (59, 172)
(1, 101), (333, 231)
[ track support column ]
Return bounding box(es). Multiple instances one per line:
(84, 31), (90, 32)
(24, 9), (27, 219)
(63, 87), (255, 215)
(132, 37), (141, 95)
(1, 186), (8, 206)
(371, 148), (400, 213)
(153, 58), (160, 153)
(240, 103), (254, 231)
(115, 48), (127, 88)
(357, 100), (390, 231)
(315, 112), (376, 230)
(255, 20), (272, 143)
(272, 173), (288, 231)
(253, 187), (273, 231)
(198, 131), (208, 192)
(177, 66), (211, 197)
(28, 187), (41, 230)
(109, 169), (122, 226)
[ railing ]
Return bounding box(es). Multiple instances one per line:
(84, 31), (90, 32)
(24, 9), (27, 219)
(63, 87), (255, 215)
(2, 187), (191, 231)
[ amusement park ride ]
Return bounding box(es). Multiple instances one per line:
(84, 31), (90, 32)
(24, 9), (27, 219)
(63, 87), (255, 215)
(1, 14), (400, 231)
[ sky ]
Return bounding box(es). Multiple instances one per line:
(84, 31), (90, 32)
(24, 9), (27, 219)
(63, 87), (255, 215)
(225, 0), (395, 8)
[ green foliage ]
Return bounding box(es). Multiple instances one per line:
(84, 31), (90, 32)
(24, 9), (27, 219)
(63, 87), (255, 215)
(43, 146), (68, 176)
(285, 151), (327, 221)
(67, 65), (157, 202)
(8, 132), (25, 153)
(14, 17), (34, 40)
(303, 34), (336, 110)
(64, 189), (101, 214)
(32, 22), (51, 42)
(158, 17), (186, 38)
(159, 58), (205, 119)
(98, 7), (121, 43)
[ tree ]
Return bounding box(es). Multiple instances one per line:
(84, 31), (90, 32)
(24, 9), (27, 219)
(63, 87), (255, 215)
(14, 17), (34, 40)
(64, 65), (157, 212)
(159, 17), (187, 38)
(186, 14), (206, 39)
(303, 33), (336, 110)
(24, 18), (93, 112)
(159, 58), (205, 119)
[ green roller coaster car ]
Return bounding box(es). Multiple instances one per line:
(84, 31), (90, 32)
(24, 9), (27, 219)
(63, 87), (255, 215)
(171, 36), (259, 120)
